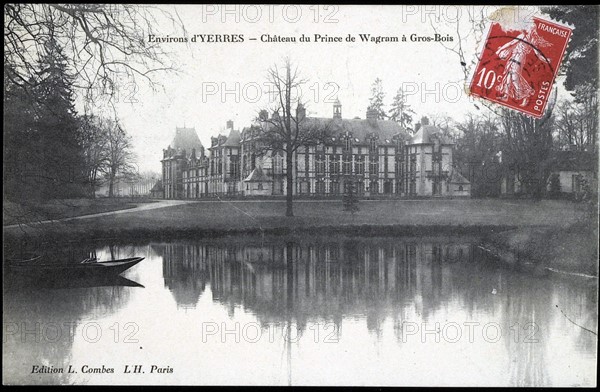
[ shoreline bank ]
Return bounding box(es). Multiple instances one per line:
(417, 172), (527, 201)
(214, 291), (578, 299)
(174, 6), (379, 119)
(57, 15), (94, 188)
(3, 199), (597, 278)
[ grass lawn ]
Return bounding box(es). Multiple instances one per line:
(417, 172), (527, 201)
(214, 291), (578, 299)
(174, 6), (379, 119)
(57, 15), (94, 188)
(5, 198), (591, 234)
(2, 197), (154, 226)
(4, 198), (597, 276)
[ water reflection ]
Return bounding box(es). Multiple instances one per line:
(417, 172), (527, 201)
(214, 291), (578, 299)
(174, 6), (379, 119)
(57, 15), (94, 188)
(3, 236), (597, 386)
(155, 238), (498, 323)
(152, 236), (597, 386)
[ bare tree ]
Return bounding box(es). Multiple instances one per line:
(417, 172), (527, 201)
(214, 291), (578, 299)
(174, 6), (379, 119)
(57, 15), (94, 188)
(4, 4), (183, 103)
(499, 101), (556, 199)
(102, 120), (135, 198)
(78, 114), (109, 197)
(256, 58), (332, 217)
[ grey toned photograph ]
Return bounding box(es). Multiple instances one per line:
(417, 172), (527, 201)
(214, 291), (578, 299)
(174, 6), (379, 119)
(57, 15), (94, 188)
(3, 4), (598, 386)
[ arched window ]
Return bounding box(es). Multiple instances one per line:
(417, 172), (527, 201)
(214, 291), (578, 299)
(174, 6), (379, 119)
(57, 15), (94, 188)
(458, 185), (463, 192)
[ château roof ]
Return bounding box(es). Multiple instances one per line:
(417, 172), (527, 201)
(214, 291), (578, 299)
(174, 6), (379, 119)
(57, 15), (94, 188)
(172, 127), (203, 152)
(410, 125), (453, 145)
(222, 128), (241, 147)
(292, 117), (410, 144)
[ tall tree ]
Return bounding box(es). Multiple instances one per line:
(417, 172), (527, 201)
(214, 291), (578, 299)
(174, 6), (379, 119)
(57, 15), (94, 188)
(256, 58), (332, 217)
(5, 37), (87, 200)
(388, 87), (415, 129)
(367, 78), (387, 120)
(454, 113), (502, 196)
(4, 4), (180, 103)
(103, 120), (135, 198)
(543, 5), (598, 151)
(3, 65), (37, 200)
(499, 108), (555, 199)
(542, 5), (598, 92)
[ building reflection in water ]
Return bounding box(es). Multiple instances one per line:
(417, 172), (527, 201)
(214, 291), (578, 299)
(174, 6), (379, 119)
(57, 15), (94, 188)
(156, 236), (479, 330)
(153, 235), (597, 386)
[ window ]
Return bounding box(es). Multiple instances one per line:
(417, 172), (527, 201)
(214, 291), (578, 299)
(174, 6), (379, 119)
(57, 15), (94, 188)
(369, 137), (377, 152)
(331, 181), (340, 194)
(305, 151), (310, 175)
(384, 181), (392, 194)
(395, 180), (403, 194)
(342, 154), (352, 175)
(258, 183), (263, 190)
(356, 181), (364, 195)
(384, 155), (389, 174)
(316, 180), (325, 194)
(355, 155), (365, 175)
(229, 156), (240, 178)
(370, 180), (379, 194)
(458, 185), (464, 192)
(344, 135), (352, 152)
(369, 157), (379, 175)
(409, 154), (417, 173)
(316, 153), (325, 175)
(395, 155), (403, 176)
(329, 155), (340, 174)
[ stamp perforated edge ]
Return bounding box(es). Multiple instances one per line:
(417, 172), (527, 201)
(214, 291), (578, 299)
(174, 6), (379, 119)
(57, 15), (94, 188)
(464, 6), (575, 120)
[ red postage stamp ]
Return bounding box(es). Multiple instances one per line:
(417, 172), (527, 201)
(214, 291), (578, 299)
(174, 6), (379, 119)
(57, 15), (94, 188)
(469, 16), (573, 118)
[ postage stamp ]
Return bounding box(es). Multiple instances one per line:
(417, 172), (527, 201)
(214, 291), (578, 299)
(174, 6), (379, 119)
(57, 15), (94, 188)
(469, 16), (573, 118)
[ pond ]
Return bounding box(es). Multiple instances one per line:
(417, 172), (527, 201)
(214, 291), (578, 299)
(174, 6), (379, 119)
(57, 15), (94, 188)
(3, 234), (597, 386)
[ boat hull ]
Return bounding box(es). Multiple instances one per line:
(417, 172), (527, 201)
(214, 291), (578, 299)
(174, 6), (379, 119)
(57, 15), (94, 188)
(6, 257), (144, 283)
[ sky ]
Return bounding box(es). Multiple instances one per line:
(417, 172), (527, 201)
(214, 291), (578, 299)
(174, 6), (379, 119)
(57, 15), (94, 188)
(89, 5), (552, 173)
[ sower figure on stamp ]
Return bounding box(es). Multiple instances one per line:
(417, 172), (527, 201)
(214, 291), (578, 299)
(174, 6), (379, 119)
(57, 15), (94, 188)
(495, 25), (552, 107)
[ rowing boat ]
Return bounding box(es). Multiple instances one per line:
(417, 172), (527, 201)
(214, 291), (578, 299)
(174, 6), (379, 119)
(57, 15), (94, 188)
(7, 257), (144, 280)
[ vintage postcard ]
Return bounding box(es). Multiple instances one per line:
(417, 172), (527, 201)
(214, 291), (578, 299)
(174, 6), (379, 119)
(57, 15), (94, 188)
(3, 4), (598, 387)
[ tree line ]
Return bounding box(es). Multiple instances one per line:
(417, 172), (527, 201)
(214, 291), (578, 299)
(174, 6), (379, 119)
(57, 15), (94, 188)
(360, 6), (598, 199)
(4, 4), (178, 202)
(4, 38), (135, 200)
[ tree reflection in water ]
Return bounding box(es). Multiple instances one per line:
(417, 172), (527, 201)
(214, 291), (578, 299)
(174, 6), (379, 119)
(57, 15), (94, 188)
(4, 235), (596, 386)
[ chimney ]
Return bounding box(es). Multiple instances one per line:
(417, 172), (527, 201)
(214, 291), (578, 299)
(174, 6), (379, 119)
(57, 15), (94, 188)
(333, 98), (342, 119)
(226, 120), (234, 130)
(420, 116), (429, 126)
(366, 107), (378, 120)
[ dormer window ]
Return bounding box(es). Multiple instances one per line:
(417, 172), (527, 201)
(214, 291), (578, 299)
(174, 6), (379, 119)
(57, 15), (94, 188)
(369, 136), (378, 152)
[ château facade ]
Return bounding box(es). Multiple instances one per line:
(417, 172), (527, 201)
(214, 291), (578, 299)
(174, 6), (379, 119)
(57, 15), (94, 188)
(161, 102), (471, 199)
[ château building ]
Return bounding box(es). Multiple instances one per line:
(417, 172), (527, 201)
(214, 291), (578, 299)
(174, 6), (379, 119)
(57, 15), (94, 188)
(161, 101), (471, 199)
